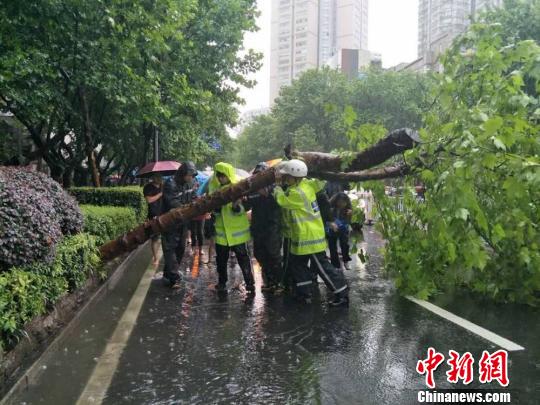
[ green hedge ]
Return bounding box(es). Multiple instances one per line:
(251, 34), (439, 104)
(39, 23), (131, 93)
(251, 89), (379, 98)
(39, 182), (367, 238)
(0, 233), (100, 351)
(80, 205), (138, 245)
(69, 186), (147, 222)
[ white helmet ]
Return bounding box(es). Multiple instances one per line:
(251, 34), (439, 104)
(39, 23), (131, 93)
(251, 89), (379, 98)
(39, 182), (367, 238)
(278, 159), (308, 178)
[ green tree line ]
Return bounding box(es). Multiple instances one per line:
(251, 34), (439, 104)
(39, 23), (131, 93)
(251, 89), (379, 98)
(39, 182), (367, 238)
(0, 0), (260, 186)
(233, 67), (433, 169)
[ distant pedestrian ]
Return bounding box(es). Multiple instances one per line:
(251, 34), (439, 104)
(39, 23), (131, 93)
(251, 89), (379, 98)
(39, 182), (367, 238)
(328, 192), (353, 270)
(143, 174), (163, 265)
(203, 213), (216, 265)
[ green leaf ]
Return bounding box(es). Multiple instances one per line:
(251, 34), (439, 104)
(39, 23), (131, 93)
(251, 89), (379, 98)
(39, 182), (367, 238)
(492, 224), (506, 243)
(484, 116), (503, 136)
(493, 137), (506, 151)
(481, 154), (497, 169)
(456, 208), (470, 221)
(421, 169), (435, 182)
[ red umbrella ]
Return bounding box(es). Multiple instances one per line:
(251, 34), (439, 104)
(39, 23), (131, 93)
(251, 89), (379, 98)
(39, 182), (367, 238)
(136, 161), (180, 178)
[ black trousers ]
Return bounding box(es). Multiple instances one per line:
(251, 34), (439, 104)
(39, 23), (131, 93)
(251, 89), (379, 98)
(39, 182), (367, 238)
(215, 243), (254, 287)
(161, 225), (187, 283)
(289, 252), (348, 299)
(328, 229), (352, 268)
(253, 232), (282, 287)
(190, 219), (204, 247)
(282, 238), (293, 289)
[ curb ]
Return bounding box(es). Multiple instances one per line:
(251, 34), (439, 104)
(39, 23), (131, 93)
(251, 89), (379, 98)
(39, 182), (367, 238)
(0, 242), (149, 404)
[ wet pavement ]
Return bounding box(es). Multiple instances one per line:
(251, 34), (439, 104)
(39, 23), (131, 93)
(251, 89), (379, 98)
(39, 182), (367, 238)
(4, 228), (540, 404)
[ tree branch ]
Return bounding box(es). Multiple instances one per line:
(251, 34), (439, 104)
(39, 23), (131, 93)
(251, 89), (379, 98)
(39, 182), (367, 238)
(286, 128), (420, 172)
(312, 163), (411, 183)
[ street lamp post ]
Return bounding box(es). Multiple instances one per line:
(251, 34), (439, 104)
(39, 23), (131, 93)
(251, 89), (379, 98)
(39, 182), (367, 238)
(153, 127), (159, 162)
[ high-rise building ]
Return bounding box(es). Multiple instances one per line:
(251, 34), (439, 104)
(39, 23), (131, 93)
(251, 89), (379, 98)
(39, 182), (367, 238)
(473, 0), (504, 12)
(416, 0), (503, 71)
(270, 0), (368, 104)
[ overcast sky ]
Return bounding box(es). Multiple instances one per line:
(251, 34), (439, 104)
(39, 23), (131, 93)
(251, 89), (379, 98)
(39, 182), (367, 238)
(238, 0), (419, 114)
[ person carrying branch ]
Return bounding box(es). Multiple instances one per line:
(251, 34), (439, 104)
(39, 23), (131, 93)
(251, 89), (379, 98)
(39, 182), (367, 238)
(247, 162), (283, 293)
(273, 159), (349, 307)
(160, 161), (198, 288)
(328, 192), (353, 270)
(209, 162), (255, 294)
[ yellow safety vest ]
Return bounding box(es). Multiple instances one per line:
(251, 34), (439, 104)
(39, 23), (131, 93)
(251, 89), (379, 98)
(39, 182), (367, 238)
(209, 162), (251, 247)
(281, 206), (292, 238)
(274, 178), (327, 255)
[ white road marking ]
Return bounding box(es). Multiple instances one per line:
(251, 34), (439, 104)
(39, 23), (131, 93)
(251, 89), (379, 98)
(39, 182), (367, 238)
(77, 250), (162, 404)
(406, 296), (525, 352)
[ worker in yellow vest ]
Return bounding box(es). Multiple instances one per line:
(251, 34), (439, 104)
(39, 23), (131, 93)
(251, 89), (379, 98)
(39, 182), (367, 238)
(274, 159), (349, 306)
(209, 162), (255, 293)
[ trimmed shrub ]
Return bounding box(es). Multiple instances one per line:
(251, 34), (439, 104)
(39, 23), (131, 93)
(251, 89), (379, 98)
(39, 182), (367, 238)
(80, 205), (138, 245)
(0, 269), (46, 351)
(42, 233), (101, 291)
(69, 186), (147, 222)
(0, 166), (83, 270)
(0, 233), (100, 351)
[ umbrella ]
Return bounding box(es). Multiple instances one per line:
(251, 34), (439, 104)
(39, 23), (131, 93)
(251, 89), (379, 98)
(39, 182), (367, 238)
(265, 158), (283, 167)
(136, 161), (180, 178)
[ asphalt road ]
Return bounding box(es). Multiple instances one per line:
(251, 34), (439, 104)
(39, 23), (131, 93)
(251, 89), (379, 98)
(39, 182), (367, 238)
(4, 228), (539, 404)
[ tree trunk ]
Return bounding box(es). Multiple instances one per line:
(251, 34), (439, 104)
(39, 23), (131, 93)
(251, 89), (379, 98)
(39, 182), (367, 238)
(78, 86), (101, 187)
(49, 164), (64, 184)
(63, 167), (74, 188)
(286, 128), (420, 172)
(119, 165), (134, 186)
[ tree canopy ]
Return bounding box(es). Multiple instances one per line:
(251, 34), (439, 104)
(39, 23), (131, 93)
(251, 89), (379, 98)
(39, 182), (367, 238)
(234, 67), (432, 169)
(0, 0), (260, 185)
(372, 0), (540, 305)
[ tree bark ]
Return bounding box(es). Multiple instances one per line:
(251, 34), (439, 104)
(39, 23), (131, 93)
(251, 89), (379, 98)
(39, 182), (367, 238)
(285, 128), (420, 173)
(312, 163), (411, 183)
(63, 167), (74, 188)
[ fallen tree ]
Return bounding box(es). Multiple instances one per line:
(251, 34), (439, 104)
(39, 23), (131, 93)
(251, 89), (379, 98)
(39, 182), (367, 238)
(99, 128), (419, 261)
(285, 128), (419, 172)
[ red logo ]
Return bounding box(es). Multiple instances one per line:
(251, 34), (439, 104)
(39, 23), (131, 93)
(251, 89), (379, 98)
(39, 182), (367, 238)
(417, 349), (509, 388)
(478, 350), (509, 387)
(416, 347), (445, 389)
(446, 350), (474, 385)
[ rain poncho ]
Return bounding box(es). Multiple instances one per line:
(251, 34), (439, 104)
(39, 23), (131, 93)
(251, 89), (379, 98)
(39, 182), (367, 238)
(210, 162), (251, 246)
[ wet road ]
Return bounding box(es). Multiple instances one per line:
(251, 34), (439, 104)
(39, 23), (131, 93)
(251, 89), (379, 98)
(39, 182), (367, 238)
(4, 228), (540, 404)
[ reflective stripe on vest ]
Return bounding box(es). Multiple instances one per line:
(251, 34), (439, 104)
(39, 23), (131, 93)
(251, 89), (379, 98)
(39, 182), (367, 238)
(291, 237), (327, 248)
(232, 229), (250, 238)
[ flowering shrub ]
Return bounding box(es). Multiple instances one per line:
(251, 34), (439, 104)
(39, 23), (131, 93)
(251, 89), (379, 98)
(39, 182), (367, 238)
(0, 167), (83, 270)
